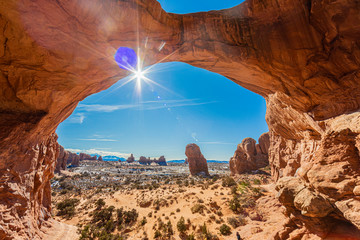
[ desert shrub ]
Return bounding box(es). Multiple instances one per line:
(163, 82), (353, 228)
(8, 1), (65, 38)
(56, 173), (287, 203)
(191, 204), (205, 214)
(92, 206), (114, 227)
(253, 178), (261, 185)
(198, 223), (219, 240)
(219, 224), (231, 235)
(229, 196), (242, 213)
(227, 215), (247, 228)
(154, 230), (161, 239)
(222, 176), (236, 187)
(238, 180), (250, 193)
(140, 217), (147, 226)
(56, 198), (79, 219)
(116, 208), (138, 226)
(231, 186), (237, 195)
(95, 198), (106, 210)
(187, 233), (195, 240)
(177, 217), (187, 233)
(154, 219), (174, 239)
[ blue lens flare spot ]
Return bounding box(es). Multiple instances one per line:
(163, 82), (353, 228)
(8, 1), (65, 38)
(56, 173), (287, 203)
(114, 47), (137, 71)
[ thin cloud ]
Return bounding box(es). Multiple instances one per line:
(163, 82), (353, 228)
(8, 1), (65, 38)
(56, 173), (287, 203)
(65, 148), (129, 158)
(198, 141), (236, 145)
(77, 99), (217, 112)
(68, 113), (85, 124)
(76, 138), (118, 142)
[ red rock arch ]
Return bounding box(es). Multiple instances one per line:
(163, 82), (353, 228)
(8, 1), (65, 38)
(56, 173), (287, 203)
(0, 0), (359, 238)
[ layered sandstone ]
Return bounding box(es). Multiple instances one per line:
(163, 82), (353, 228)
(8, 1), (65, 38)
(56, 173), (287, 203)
(185, 144), (209, 176)
(230, 133), (270, 174)
(0, 0), (360, 238)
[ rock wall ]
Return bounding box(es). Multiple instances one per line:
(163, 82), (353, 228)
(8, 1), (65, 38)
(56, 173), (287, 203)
(0, 0), (360, 238)
(185, 143), (209, 176)
(230, 132), (269, 174)
(55, 145), (69, 173)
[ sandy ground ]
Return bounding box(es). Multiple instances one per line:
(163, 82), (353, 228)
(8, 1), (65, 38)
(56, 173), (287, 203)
(41, 219), (79, 240)
(53, 176), (288, 240)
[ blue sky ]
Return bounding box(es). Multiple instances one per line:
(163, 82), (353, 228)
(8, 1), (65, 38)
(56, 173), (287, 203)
(56, 0), (269, 161)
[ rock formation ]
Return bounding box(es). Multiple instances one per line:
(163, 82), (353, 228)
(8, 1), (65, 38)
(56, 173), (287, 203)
(0, 0), (360, 238)
(127, 154), (135, 163)
(138, 156), (150, 165)
(55, 147), (103, 173)
(155, 156), (167, 166)
(138, 156), (166, 165)
(55, 145), (69, 173)
(79, 153), (97, 161)
(230, 132), (269, 174)
(185, 144), (209, 176)
(67, 152), (81, 167)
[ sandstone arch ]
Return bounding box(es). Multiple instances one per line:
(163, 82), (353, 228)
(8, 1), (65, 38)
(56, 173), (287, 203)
(0, 0), (359, 238)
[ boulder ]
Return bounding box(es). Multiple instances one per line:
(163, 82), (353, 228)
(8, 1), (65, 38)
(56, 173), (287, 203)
(185, 144), (209, 176)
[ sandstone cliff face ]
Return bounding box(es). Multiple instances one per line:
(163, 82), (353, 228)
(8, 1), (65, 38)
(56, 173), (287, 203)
(230, 132), (269, 174)
(0, 0), (360, 238)
(55, 145), (68, 173)
(185, 144), (209, 176)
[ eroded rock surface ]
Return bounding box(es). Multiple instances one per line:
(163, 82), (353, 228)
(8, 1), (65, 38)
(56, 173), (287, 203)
(230, 132), (269, 174)
(185, 144), (209, 176)
(0, 0), (360, 238)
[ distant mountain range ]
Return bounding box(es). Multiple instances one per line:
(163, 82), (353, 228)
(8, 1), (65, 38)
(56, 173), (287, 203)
(99, 155), (126, 162)
(167, 160), (229, 163)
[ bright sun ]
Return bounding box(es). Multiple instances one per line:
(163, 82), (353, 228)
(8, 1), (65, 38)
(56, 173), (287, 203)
(135, 70), (144, 81)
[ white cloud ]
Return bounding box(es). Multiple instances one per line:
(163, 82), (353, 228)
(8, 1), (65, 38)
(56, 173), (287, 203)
(77, 99), (217, 113)
(68, 113), (85, 124)
(65, 148), (130, 158)
(76, 138), (118, 142)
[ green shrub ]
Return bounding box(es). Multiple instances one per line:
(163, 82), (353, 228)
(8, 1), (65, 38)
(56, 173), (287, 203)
(56, 198), (79, 219)
(187, 233), (195, 240)
(191, 204), (205, 214)
(140, 217), (147, 226)
(219, 224), (231, 235)
(154, 230), (161, 238)
(222, 176), (236, 187)
(229, 196), (242, 213)
(95, 198), (106, 210)
(177, 217), (187, 233)
(227, 215), (247, 228)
